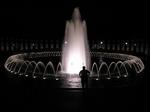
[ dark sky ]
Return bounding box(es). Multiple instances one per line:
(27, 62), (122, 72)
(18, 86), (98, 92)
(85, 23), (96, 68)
(0, 1), (149, 40)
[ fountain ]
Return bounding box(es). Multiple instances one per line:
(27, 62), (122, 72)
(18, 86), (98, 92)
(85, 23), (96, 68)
(62, 8), (91, 74)
(4, 8), (144, 82)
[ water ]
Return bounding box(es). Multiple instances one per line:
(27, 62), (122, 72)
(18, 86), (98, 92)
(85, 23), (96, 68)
(62, 8), (91, 74)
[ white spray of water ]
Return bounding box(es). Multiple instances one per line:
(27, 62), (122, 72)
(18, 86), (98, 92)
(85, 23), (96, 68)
(62, 8), (91, 74)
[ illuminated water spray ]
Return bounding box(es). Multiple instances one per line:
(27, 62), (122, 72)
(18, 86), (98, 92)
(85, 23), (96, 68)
(62, 8), (91, 74)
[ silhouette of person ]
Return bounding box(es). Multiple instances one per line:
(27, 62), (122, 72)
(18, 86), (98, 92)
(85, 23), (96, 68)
(79, 66), (90, 88)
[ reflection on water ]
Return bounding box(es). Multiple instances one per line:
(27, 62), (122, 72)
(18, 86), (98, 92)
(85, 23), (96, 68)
(60, 74), (81, 88)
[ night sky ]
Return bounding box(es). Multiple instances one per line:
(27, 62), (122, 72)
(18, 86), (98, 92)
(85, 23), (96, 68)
(0, 1), (149, 40)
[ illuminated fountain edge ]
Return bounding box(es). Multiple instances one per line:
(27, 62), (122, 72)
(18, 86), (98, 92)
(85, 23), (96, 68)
(4, 51), (144, 80)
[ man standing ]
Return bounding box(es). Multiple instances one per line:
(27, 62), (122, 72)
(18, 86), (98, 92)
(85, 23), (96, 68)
(79, 66), (90, 88)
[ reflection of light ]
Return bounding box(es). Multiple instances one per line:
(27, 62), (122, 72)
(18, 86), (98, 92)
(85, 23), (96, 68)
(116, 76), (120, 79)
(56, 78), (59, 80)
(125, 42), (128, 45)
(33, 76), (36, 78)
(107, 77), (111, 80)
(100, 41), (103, 44)
(123, 75), (128, 77)
(32, 43), (35, 46)
(65, 41), (68, 44)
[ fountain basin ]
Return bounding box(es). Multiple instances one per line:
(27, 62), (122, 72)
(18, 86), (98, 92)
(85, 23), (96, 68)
(4, 51), (144, 80)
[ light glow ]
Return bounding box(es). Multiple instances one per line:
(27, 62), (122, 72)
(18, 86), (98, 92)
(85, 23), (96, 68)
(62, 8), (91, 74)
(65, 51), (85, 74)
